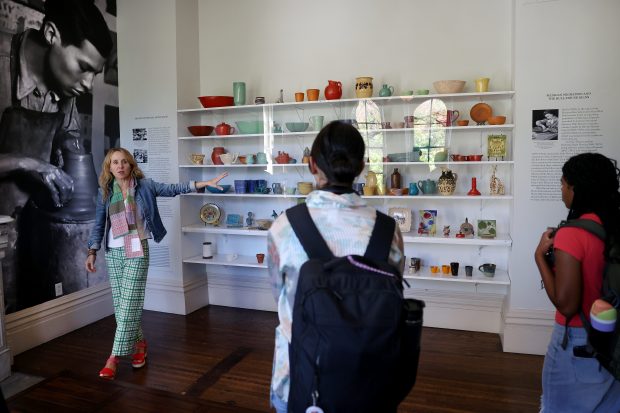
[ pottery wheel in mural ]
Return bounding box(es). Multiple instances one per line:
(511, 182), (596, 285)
(470, 103), (493, 125)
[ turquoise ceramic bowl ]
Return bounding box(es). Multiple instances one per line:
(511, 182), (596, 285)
(285, 122), (309, 132)
(236, 121), (264, 134)
(206, 184), (231, 194)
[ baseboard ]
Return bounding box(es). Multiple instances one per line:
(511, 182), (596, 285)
(407, 288), (507, 333)
(501, 308), (555, 355)
(143, 276), (209, 315)
(207, 273), (277, 312)
(6, 283), (114, 356)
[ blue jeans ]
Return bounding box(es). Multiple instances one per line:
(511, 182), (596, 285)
(541, 323), (620, 412)
(270, 391), (287, 413)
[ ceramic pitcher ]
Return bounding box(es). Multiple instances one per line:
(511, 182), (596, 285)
(417, 179), (436, 194)
(379, 84), (394, 97)
(437, 169), (458, 196)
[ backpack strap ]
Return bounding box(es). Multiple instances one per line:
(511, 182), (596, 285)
(561, 219), (606, 241)
(364, 211), (396, 262)
(286, 203), (334, 260)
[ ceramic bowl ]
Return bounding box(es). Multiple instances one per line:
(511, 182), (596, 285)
(198, 96), (234, 108)
(468, 154), (483, 161)
(297, 181), (314, 195)
(285, 122), (309, 132)
(415, 89), (430, 95)
(487, 115), (506, 125)
(433, 80), (466, 94)
(187, 125), (214, 136)
(206, 184), (231, 194)
(236, 121), (264, 134)
(456, 120), (469, 127)
(255, 219), (273, 230)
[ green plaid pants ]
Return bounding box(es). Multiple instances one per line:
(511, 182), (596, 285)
(105, 241), (149, 356)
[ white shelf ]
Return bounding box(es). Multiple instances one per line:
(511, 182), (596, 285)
(182, 224), (268, 236)
(181, 225), (512, 247)
(181, 193), (306, 198)
(177, 91), (516, 113)
(362, 195), (513, 200)
(179, 131), (316, 139)
(183, 254), (267, 268)
(404, 267), (510, 285)
(365, 161), (514, 166)
(401, 234), (512, 246)
(179, 163), (308, 168)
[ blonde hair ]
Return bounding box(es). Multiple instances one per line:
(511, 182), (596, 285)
(99, 148), (145, 199)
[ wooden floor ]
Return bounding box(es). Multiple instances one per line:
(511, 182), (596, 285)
(9, 306), (544, 412)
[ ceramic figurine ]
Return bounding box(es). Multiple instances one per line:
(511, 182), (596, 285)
(490, 165), (505, 195)
(246, 212), (254, 227)
(443, 225), (450, 237)
(276, 89), (284, 104)
(302, 147), (311, 164)
(459, 217), (475, 238)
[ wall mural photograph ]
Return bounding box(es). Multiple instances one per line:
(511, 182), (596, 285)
(0, 0), (118, 313)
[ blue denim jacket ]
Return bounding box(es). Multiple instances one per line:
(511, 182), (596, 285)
(87, 178), (195, 251)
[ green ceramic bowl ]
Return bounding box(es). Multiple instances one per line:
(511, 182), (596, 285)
(235, 121), (264, 135)
(285, 122), (309, 133)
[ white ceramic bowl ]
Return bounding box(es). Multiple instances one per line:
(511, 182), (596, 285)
(433, 80), (466, 94)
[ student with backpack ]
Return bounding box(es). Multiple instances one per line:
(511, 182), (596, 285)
(267, 121), (419, 413)
(535, 152), (620, 412)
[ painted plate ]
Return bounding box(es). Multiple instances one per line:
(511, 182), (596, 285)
(199, 203), (221, 225)
(470, 103), (493, 125)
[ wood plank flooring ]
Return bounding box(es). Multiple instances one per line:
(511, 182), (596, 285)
(9, 305), (544, 412)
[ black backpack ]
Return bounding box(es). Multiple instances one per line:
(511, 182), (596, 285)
(285, 203), (424, 413)
(557, 219), (620, 380)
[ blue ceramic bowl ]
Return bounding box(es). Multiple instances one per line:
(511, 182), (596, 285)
(206, 184), (231, 194)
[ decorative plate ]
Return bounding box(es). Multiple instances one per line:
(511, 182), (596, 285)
(200, 203), (221, 225)
(470, 103), (493, 125)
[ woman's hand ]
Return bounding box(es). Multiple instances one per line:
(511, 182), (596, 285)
(85, 254), (97, 273)
(196, 172), (229, 191)
(535, 228), (555, 259)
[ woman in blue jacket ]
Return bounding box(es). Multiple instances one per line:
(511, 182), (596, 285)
(85, 147), (226, 380)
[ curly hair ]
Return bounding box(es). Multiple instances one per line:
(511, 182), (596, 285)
(99, 148), (145, 199)
(562, 152), (620, 251)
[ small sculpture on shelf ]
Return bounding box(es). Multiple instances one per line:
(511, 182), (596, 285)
(276, 89), (284, 104)
(246, 211), (254, 227)
(302, 147), (311, 164)
(443, 225), (450, 237)
(490, 165), (505, 195)
(459, 217), (475, 238)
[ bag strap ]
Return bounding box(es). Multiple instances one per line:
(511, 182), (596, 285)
(561, 219), (606, 241)
(286, 204), (396, 263)
(286, 203), (334, 260)
(364, 211), (396, 262)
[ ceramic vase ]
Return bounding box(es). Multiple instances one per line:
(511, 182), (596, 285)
(325, 80), (342, 100)
(233, 82), (246, 106)
(437, 169), (458, 196)
(467, 177), (481, 196)
(211, 147), (226, 165)
(355, 76), (373, 98)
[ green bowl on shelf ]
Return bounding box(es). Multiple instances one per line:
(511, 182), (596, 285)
(235, 121), (264, 134)
(285, 122), (309, 132)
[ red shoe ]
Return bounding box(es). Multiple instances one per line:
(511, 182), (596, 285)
(99, 356), (119, 380)
(132, 340), (147, 368)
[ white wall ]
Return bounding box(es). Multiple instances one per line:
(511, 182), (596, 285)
(504, 0), (620, 354)
(196, 0), (512, 104)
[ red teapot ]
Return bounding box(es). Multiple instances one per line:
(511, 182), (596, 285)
(274, 151), (291, 164)
(215, 122), (235, 136)
(325, 80), (342, 100)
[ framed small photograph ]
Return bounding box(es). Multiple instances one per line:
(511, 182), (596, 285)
(477, 219), (497, 238)
(418, 209), (437, 236)
(388, 207), (412, 233)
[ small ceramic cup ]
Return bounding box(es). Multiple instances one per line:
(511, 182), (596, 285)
(256, 253), (265, 264)
(465, 265), (473, 277)
(430, 265), (440, 274)
(295, 92), (304, 102)
(442, 264), (451, 275)
(450, 262), (459, 276)
(307, 89), (320, 101)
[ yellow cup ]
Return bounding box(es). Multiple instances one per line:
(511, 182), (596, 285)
(307, 89), (320, 101)
(475, 77), (490, 93)
(376, 183), (386, 195)
(297, 181), (314, 195)
(362, 185), (376, 196)
(442, 264), (451, 274)
(430, 265), (440, 274)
